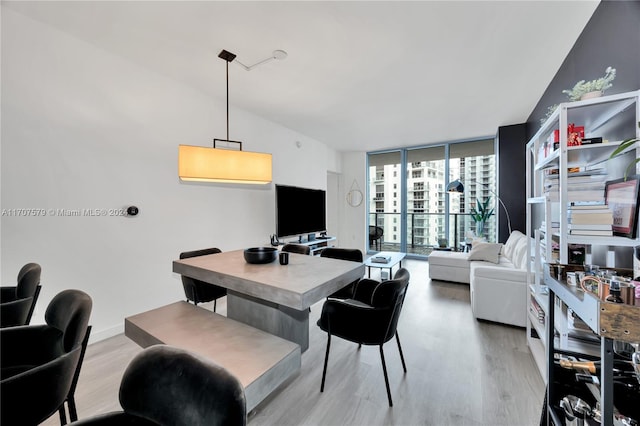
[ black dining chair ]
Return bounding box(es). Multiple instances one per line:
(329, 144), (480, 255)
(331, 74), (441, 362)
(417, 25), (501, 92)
(1, 262), (42, 328)
(320, 248), (363, 299)
(281, 243), (311, 255)
(180, 248), (227, 312)
(71, 345), (247, 426)
(317, 268), (410, 407)
(59, 325), (92, 424)
(1, 289), (93, 425)
(369, 226), (383, 251)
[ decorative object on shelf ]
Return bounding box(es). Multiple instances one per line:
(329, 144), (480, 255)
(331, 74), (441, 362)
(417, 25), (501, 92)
(178, 49), (283, 184)
(447, 179), (513, 235)
(437, 238), (448, 248)
(605, 176), (640, 238)
(567, 124), (584, 146)
(562, 66), (616, 101)
(243, 247), (278, 264)
(540, 104), (559, 126)
(608, 122), (639, 181)
(539, 67), (617, 127)
(346, 179), (363, 207)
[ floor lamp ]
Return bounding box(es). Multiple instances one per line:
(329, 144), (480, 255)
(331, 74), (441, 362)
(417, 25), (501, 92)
(446, 179), (513, 243)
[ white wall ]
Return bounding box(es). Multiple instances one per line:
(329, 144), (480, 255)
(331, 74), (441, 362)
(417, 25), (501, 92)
(1, 8), (343, 342)
(336, 152), (368, 253)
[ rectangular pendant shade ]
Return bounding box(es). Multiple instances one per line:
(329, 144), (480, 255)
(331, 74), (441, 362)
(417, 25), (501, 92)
(178, 145), (272, 184)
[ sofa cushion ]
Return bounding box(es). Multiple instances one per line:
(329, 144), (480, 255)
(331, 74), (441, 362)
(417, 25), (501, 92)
(427, 251), (470, 267)
(503, 230), (526, 261)
(470, 260), (526, 282)
(467, 242), (502, 264)
(511, 238), (529, 270)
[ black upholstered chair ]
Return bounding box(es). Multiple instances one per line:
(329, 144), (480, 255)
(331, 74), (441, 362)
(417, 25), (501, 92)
(281, 243), (311, 255)
(317, 268), (410, 407)
(72, 345), (247, 426)
(369, 226), (383, 251)
(320, 248), (364, 299)
(1, 289), (93, 425)
(180, 248), (227, 312)
(60, 325), (92, 423)
(1, 262), (42, 328)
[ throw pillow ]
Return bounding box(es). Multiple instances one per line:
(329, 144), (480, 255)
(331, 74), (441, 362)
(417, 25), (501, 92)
(468, 242), (503, 264)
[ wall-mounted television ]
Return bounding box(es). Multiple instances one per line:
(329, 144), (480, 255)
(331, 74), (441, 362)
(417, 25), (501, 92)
(275, 184), (326, 238)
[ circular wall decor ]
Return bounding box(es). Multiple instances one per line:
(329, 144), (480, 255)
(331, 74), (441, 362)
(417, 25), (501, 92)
(347, 189), (363, 207)
(346, 179), (363, 207)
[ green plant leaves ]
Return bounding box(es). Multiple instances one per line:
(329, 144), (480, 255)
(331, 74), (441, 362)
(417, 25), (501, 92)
(470, 197), (494, 222)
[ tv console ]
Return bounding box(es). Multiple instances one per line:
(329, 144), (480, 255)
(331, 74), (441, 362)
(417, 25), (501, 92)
(293, 236), (336, 255)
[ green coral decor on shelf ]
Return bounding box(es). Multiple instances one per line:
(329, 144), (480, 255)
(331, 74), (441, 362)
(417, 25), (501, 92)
(562, 66), (616, 101)
(470, 197), (494, 238)
(609, 121), (640, 180)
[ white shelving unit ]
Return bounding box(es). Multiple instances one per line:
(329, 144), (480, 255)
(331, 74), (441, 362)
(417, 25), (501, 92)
(525, 90), (640, 381)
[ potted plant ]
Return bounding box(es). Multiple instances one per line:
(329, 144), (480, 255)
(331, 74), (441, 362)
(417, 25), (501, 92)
(470, 197), (494, 238)
(562, 66), (616, 101)
(609, 121), (640, 180)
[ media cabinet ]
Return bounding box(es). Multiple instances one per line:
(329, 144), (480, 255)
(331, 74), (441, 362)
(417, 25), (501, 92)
(292, 236), (336, 255)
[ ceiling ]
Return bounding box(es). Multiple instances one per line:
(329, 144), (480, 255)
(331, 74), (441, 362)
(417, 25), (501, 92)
(4, 1), (600, 152)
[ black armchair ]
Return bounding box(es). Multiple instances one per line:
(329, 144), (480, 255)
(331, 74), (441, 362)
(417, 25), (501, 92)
(317, 268), (410, 407)
(320, 248), (363, 299)
(180, 248), (227, 312)
(72, 345), (246, 426)
(281, 243), (311, 255)
(1, 289), (93, 425)
(1, 262), (42, 327)
(369, 226), (383, 251)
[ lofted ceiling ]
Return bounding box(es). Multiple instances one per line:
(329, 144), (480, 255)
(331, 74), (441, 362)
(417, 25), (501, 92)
(3, 1), (600, 152)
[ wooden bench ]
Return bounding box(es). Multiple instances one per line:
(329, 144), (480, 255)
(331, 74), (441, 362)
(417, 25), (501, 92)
(125, 301), (301, 412)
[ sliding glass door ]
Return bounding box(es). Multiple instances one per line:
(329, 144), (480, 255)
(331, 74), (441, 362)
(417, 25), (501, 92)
(367, 139), (496, 257)
(368, 151), (402, 253)
(405, 146), (445, 255)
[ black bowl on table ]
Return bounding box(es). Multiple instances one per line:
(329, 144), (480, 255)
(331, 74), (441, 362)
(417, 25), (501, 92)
(244, 247), (278, 264)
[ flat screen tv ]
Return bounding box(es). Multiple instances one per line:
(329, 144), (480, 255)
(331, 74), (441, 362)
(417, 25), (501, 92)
(276, 184), (326, 238)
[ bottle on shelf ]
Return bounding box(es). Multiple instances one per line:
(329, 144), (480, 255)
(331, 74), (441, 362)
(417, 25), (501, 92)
(605, 281), (624, 303)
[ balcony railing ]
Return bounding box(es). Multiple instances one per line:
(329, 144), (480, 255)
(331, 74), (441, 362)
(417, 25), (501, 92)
(368, 211), (496, 256)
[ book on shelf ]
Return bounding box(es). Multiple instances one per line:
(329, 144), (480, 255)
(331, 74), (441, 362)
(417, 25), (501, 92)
(544, 181), (604, 191)
(540, 220), (560, 229)
(568, 202), (608, 209)
(568, 223), (612, 231)
(553, 137), (603, 150)
(545, 166), (605, 176)
(568, 211), (614, 225)
(569, 229), (614, 236)
(529, 299), (545, 324)
(544, 175), (607, 185)
(547, 190), (604, 203)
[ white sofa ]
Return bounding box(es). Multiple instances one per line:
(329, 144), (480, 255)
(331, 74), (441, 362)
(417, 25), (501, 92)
(428, 231), (529, 327)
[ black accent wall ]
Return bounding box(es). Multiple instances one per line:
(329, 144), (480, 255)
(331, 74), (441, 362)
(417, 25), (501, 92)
(497, 123), (527, 242)
(526, 1), (640, 139)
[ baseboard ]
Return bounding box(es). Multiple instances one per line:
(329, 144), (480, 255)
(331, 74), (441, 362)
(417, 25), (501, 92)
(88, 323), (124, 344)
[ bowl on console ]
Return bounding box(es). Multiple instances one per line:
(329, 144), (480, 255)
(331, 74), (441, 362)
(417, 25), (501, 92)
(244, 247), (278, 264)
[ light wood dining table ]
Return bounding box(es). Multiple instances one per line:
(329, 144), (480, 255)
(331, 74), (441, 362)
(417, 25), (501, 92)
(173, 249), (365, 352)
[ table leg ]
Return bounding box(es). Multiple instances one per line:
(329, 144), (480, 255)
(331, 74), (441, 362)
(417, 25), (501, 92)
(227, 291), (310, 352)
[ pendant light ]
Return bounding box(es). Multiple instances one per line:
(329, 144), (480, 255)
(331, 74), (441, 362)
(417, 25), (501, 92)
(178, 49), (273, 184)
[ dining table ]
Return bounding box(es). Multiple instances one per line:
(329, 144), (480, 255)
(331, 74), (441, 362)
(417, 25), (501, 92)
(173, 249), (365, 352)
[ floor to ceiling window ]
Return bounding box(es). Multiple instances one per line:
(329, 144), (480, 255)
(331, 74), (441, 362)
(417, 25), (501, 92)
(367, 138), (495, 257)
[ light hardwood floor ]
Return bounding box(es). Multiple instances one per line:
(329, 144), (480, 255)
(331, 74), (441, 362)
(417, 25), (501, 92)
(44, 259), (544, 426)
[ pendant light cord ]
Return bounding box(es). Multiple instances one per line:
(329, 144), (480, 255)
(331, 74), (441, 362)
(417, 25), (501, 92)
(226, 60), (229, 141)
